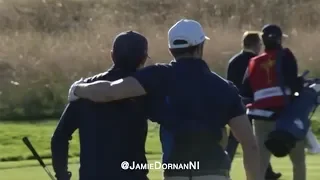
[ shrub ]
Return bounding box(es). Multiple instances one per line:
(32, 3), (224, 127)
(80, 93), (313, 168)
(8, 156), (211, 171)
(0, 0), (320, 120)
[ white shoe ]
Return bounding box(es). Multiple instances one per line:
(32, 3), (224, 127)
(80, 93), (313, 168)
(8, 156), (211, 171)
(308, 147), (320, 154)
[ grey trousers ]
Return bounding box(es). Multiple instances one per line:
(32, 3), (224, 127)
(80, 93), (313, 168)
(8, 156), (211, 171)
(253, 120), (306, 180)
(164, 175), (230, 180)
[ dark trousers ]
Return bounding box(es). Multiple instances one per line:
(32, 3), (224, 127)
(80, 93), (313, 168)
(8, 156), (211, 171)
(226, 131), (276, 176)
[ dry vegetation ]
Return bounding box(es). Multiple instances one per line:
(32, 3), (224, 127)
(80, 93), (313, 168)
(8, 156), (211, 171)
(0, 0), (320, 119)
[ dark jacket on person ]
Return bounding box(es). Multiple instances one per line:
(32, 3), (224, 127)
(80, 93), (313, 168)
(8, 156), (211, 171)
(227, 49), (257, 90)
(51, 67), (149, 180)
(132, 58), (246, 177)
(51, 31), (150, 180)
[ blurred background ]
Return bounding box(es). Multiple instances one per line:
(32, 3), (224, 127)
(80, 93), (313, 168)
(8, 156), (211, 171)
(1, 0), (320, 121)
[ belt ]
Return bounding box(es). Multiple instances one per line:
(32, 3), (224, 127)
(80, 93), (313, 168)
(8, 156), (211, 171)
(246, 108), (283, 121)
(164, 169), (230, 177)
(246, 108), (275, 118)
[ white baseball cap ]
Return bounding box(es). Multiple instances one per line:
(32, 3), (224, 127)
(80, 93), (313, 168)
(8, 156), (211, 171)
(168, 19), (210, 49)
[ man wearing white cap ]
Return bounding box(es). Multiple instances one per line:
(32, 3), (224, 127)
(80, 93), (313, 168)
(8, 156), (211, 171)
(67, 19), (262, 180)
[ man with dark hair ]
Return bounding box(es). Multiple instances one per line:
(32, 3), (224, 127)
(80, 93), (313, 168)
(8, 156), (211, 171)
(51, 31), (150, 180)
(67, 19), (263, 180)
(241, 24), (306, 180)
(226, 31), (282, 180)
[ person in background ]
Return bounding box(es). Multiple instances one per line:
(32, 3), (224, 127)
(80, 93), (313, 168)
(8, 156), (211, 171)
(226, 31), (282, 180)
(241, 24), (306, 180)
(68, 19), (263, 180)
(51, 31), (150, 180)
(306, 127), (320, 154)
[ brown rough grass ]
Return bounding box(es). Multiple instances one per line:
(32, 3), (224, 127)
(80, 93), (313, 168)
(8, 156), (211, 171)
(0, 0), (320, 119)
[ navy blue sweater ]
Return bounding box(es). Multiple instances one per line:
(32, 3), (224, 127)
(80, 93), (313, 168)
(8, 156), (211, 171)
(51, 67), (149, 180)
(132, 58), (246, 176)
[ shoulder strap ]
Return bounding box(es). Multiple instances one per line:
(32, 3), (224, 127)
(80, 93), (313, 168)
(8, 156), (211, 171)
(275, 49), (290, 106)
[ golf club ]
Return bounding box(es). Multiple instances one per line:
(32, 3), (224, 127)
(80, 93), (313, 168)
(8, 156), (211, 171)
(22, 137), (56, 180)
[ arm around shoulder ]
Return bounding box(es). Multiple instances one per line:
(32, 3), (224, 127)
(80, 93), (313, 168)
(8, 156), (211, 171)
(69, 63), (167, 103)
(73, 77), (147, 103)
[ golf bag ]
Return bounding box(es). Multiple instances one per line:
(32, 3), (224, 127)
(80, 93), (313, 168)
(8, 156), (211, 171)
(265, 78), (320, 157)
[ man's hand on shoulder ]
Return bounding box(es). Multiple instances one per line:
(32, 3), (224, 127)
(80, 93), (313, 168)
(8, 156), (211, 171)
(68, 78), (84, 102)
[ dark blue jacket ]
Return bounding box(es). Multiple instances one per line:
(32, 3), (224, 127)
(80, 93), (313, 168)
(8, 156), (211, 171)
(51, 67), (149, 180)
(132, 58), (246, 176)
(227, 50), (257, 89)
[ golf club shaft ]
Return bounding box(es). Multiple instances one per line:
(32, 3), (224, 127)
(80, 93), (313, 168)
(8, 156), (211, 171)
(22, 137), (56, 180)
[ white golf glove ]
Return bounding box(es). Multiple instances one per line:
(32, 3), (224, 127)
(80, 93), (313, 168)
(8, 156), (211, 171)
(68, 78), (84, 102)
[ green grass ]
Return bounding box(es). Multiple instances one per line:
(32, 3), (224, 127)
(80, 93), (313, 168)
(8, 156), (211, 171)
(0, 121), (161, 162)
(0, 155), (320, 180)
(0, 114), (320, 179)
(0, 120), (78, 161)
(0, 111), (319, 162)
